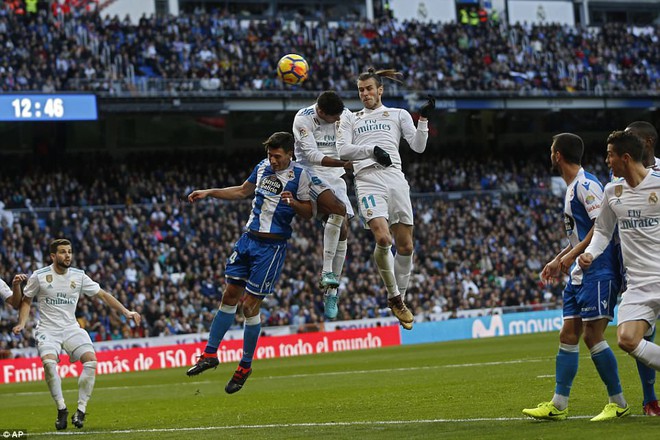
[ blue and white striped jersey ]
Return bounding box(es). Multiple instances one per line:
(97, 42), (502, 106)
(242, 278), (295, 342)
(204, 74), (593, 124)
(245, 158), (311, 239)
(565, 168), (619, 283)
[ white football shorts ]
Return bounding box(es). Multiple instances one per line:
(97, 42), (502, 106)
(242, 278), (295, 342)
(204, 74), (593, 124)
(35, 326), (95, 362)
(354, 165), (413, 228)
(309, 173), (354, 219)
(617, 283), (660, 326)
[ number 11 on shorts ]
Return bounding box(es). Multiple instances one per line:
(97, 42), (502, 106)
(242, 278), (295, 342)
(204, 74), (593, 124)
(361, 195), (376, 209)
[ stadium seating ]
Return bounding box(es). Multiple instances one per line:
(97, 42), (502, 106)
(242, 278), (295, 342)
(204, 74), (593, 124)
(0, 3), (657, 94)
(0, 150), (572, 351)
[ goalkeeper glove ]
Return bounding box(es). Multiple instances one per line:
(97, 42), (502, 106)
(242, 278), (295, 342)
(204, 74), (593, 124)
(373, 146), (392, 167)
(419, 95), (436, 119)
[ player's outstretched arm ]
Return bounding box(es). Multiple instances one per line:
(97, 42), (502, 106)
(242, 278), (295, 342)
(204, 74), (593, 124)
(97, 289), (142, 326)
(188, 181), (256, 203)
(12, 295), (33, 334)
(7, 274), (27, 309)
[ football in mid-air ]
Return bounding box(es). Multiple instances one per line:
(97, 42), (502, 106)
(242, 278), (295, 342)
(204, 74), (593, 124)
(277, 54), (309, 85)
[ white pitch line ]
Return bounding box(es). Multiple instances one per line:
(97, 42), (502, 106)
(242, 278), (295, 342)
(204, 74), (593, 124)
(9, 358), (549, 397)
(27, 415), (606, 437)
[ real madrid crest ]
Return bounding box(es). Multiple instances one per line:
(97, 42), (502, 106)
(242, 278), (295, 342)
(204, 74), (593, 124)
(650, 192), (658, 204)
(46, 275), (53, 283)
(366, 209), (373, 217)
(614, 185), (623, 197)
(383, 111), (389, 117)
(287, 170), (294, 180)
(70, 281), (76, 289)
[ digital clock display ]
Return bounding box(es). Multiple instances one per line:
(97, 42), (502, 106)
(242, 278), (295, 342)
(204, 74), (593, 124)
(0, 94), (98, 121)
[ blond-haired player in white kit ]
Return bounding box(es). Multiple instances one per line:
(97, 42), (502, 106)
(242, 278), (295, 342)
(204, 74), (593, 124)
(577, 131), (660, 376)
(13, 238), (141, 430)
(1, 273), (27, 308)
(293, 91), (353, 319)
(336, 68), (434, 330)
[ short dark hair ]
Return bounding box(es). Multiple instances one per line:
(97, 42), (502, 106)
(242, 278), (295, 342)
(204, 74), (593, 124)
(263, 132), (294, 153)
(49, 238), (71, 255)
(625, 121), (658, 148)
(317, 91), (344, 116)
(607, 130), (644, 162)
(552, 133), (584, 165)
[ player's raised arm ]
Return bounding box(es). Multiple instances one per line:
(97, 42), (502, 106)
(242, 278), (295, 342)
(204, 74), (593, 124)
(188, 181), (256, 203)
(96, 289), (142, 325)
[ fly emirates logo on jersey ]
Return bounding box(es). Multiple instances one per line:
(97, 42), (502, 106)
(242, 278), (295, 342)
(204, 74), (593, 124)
(317, 134), (336, 148)
(45, 292), (77, 305)
(619, 209), (660, 230)
(354, 118), (392, 136)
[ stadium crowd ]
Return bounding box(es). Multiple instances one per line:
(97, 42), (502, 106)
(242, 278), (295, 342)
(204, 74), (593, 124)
(0, 2), (658, 94)
(0, 150), (572, 352)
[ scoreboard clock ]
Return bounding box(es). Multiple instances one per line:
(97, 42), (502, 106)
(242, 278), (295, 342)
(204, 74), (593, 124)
(0, 94), (98, 121)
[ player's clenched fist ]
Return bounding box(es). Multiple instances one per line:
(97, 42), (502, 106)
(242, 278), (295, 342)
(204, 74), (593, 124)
(577, 253), (594, 270)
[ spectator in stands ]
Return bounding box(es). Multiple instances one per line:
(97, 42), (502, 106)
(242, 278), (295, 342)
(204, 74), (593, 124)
(0, 5), (657, 94)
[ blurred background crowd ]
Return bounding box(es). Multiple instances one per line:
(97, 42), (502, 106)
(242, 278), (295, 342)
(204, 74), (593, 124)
(0, 149), (603, 352)
(0, 1), (658, 95)
(0, 0), (654, 355)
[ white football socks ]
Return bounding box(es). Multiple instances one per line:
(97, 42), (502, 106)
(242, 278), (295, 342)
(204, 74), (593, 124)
(43, 358), (66, 410)
(631, 339), (660, 370)
(394, 252), (413, 297)
(322, 214), (343, 273)
(77, 361), (97, 413)
(373, 244), (399, 298)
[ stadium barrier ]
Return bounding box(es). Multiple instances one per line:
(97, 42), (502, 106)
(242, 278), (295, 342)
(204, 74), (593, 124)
(401, 309), (563, 345)
(2, 309), (575, 384)
(0, 326), (401, 384)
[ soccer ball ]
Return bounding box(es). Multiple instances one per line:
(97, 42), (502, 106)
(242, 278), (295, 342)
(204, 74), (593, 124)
(277, 54), (309, 85)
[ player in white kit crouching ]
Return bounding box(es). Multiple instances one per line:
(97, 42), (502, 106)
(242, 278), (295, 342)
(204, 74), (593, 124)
(13, 239), (141, 430)
(337, 68), (434, 330)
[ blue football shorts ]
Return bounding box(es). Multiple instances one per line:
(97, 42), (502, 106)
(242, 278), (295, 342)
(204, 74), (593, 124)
(225, 232), (288, 296)
(563, 278), (620, 321)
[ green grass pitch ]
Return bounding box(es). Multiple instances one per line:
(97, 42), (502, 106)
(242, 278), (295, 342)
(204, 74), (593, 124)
(1, 331), (655, 439)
